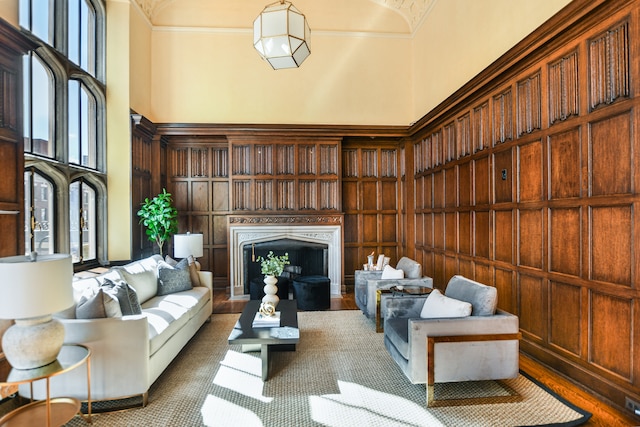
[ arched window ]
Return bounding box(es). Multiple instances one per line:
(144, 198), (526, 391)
(69, 0), (97, 76)
(21, 0), (105, 267)
(23, 53), (53, 158)
(24, 169), (56, 255)
(69, 80), (97, 168)
(70, 178), (96, 263)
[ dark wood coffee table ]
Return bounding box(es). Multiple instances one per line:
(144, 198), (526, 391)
(227, 299), (299, 381)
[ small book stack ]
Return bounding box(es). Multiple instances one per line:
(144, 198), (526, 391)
(252, 311), (281, 328)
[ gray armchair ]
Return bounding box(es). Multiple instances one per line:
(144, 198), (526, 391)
(361, 257), (433, 319)
(383, 275), (520, 406)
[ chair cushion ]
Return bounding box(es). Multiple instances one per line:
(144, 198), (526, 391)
(444, 275), (497, 316)
(115, 255), (163, 304)
(395, 257), (422, 279)
(419, 289), (472, 318)
(381, 265), (404, 279)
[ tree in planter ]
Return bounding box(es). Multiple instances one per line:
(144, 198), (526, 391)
(137, 188), (178, 256)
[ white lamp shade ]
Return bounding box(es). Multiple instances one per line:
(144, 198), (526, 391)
(0, 254), (74, 320)
(254, 1), (311, 69)
(174, 233), (204, 258)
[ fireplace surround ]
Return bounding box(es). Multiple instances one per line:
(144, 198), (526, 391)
(228, 215), (343, 299)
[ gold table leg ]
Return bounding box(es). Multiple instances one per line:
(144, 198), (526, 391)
(376, 289), (392, 332)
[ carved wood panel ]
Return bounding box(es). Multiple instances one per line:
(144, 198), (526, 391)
(410, 0), (640, 411)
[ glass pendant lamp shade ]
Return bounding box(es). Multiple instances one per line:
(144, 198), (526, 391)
(254, 1), (311, 69)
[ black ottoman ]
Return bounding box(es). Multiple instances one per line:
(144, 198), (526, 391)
(250, 276), (289, 301)
(292, 275), (331, 310)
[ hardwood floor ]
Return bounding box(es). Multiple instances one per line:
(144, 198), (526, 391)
(212, 287), (639, 426)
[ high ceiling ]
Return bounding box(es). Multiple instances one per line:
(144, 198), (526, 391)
(133, 0), (437, 34)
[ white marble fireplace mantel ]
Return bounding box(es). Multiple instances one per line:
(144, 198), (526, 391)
(228, 217), (342, 300)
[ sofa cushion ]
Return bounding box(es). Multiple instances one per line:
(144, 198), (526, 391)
(158, 265), (193, 296)
(159, 287), (210, 319)
(116, 255), (163, 304)
(420, 289), (472, 319)
(395, 257), (422, 279)
(444, 275), (497, 316)
(381, 265), (404, 279)
(142, 298), (190, 355)
(101, 278), (142, 315)
(76, 288), (123, 319)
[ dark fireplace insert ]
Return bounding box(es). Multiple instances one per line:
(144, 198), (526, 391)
(242, 238), (329, 294)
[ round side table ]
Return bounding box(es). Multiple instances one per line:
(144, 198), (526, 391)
(0, 344), (91, 427)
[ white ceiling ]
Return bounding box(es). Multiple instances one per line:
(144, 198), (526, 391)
(133, 0), (437, 34)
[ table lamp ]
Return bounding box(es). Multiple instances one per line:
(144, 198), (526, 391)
(0, 253), (73, 370)
(174, 232), (203, 268)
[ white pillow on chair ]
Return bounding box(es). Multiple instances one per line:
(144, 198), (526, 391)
(420, 289), (472, 319)
(381, 265), (404, 279)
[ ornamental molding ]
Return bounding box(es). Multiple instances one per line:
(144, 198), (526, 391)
(228, 215), (343, 225)
(132, 0), (436, 32)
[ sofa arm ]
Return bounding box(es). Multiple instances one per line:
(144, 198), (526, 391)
(407, 311), (520, 383)
(198, 270), (213, 293)
(20, 315), (151, 402)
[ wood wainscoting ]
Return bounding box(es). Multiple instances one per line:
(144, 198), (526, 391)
(407, 0), (640, 417)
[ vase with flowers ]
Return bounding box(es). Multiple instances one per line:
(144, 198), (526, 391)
(256, 251), (290, 308)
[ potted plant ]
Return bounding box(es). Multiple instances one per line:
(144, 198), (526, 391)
(137, 188), (178, 256)
(256, 251), (290, 277)
(256, 251), (290, 308)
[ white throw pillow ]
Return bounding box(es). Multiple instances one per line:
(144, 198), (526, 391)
(420, 289), (472, 319)
(381, 265), (404, 279)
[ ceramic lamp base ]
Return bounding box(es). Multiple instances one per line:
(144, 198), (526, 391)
(3, 315), (65, 370)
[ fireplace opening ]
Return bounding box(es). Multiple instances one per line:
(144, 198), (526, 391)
(243, 238), (329, 294)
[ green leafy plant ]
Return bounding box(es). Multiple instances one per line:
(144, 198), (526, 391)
(256, 251), (290, 277)
(137, 189), (178, 256)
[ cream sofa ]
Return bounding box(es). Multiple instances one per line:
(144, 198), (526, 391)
(20, 255), (213, 405)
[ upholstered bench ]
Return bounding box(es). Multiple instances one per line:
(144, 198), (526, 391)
(249, 276), (290, 301)
(292, 275), (331, 310)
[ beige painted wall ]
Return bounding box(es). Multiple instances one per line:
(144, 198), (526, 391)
(149, 29), (412, 125)
(411, 0), (573, 122)
(130, 5), (152, 117)
(106, 0), (133, 261)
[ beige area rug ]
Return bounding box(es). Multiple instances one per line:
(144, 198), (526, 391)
(64, 310), (590, 427)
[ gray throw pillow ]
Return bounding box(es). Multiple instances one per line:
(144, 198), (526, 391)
(76, 289), (122, 319)
(102, 278), (142, 315)
(158, 267), (192, 296)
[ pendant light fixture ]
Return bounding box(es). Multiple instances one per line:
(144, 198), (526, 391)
(253, 1), (311, 70)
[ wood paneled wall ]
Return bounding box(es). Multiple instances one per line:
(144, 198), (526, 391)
(166, 137), (230, 283)
(410, 0), (640, 412)
(0, 20), (34, 257)
(342, 138), (404, 286)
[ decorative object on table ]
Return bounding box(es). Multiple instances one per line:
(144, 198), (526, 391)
(367, 252), (375, 270)
(137, 188), (178, 256)
(0, 253), (73, 369)
(256, 251), (290, 307)
(253, 304), (281, 328)
(253, 0), (311, 70)
(259, 301), (276, 317)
